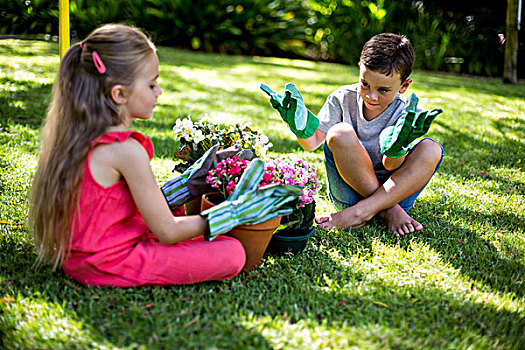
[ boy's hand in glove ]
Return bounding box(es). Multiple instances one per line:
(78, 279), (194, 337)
(200, 159), (303, 241)
(379, 93), (442, 159)
(260, 83), (319, 139)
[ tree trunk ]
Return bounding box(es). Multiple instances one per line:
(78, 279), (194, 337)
(503, 0), (519, 84)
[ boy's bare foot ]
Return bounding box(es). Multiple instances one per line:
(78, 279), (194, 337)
(380, 205), (423, 235)
(315, 202), (423, 235)
(315, 204), (372, 230)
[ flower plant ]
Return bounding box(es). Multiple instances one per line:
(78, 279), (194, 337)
(205, 156), (250, 198)
(206, 154), (321, 232)
(172, 116), (320, 231)
(261, 155), (321, 231)
(172, 116), (272, 173)
(260, 156), (321, 208)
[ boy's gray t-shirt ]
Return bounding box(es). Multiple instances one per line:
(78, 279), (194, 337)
(317, 83), (407, 178)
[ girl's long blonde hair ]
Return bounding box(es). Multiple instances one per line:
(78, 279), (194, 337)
(29, 24), (156, 270)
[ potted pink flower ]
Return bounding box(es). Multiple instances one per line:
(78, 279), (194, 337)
(261, 156), (321, 255)
(206, 154), (321, 255)
(170, 117), (320, 254)
(205, 155), (251, 199)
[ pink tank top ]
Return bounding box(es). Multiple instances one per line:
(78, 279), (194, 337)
(68, 131), (155, 258)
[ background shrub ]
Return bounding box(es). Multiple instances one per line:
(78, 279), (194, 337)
(0, 0), (522, 77)
(139, 0), (312, 58)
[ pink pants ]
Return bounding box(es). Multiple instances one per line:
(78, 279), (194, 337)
(63, 235), (245, 287)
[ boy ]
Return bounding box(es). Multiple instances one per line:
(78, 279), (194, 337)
(261, 33), (444, 235)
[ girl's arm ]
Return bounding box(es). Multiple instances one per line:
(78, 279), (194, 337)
(106, 138), (207, 245)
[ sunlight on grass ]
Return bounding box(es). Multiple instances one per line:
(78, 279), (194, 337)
(1, 39), (524, 349)
(243, 312), (501, 349)
(0, 293), (114, 349)
(243, 316), (381, 349)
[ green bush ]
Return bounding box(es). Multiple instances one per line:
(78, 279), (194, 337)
(382, 0), (507, 77)
(0, 0), (58, 35)
(140, 0), (311, 57)
(0, 0), (520, 78)
(69, 0), (138, 39)
(305, 0), (387, 64)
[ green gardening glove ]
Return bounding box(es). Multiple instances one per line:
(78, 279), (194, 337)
(161, 144), (253, 209)
(200, 159), (303, 241)
(379, 93), (442, 158)
(260, 83), (319, 139)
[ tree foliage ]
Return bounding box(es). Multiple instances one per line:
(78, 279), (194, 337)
(0, 0), (522, 77)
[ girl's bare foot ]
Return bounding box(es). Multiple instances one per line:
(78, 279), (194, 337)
(380, 205), (423, 235)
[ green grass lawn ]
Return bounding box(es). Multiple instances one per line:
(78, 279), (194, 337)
(1, 39), (524, 349)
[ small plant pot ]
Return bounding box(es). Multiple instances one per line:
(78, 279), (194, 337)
(266, 225), (316, 256)
(184, 197), (202, 215)
(201, 192), (281, 272)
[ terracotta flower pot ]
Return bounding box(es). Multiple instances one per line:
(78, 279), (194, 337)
(184, 197), (202, 215)
(201, 192), (281, 272)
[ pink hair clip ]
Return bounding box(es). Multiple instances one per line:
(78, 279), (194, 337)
(92, 51), (106, 74)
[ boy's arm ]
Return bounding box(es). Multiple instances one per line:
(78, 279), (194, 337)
(297, 128), (327, 151)
(382, 154), (406, 171)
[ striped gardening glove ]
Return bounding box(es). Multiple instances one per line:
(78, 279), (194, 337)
(200, 159), (303, 241)
(379, 93), (442, 159)
(161, 144), (253, 209)
(260, 83), (319, 139)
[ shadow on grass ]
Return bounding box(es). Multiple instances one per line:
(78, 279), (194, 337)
(413, 71), (525, 99)
(266, 245), (524, 345)
(0, 39), (59, 57)
(492, 116), (525, 141)
(432, 120), (525, 182)
(158, 46), (341, 74)
(1, 225), (524, 349)
(0, 77), (51, 129)
(158, 66), (326, 112)
(317, 196), (525, 301)
(410, 201), (524, 298)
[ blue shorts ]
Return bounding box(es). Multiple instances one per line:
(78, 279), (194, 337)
(323, 138), (444, 212)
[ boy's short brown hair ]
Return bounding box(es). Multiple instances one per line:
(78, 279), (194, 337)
(360, 33), (415, 82)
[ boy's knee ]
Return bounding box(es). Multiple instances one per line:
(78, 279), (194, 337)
(326, 123), (358, 150)
(415, 138), (443, 164)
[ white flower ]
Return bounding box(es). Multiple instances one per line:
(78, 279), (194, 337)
(179, 118), (195, 141)
(257, 143), (272, 156)
(254, 137), (272, 157)
(173, 116), (194, 139)
(252, 133), (272, 156)
(192, 129), (205, 144)
(172, 118), (185, 136)
(258, 134), (269, 144)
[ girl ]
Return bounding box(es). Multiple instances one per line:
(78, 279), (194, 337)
(28, 24), (247, 287)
